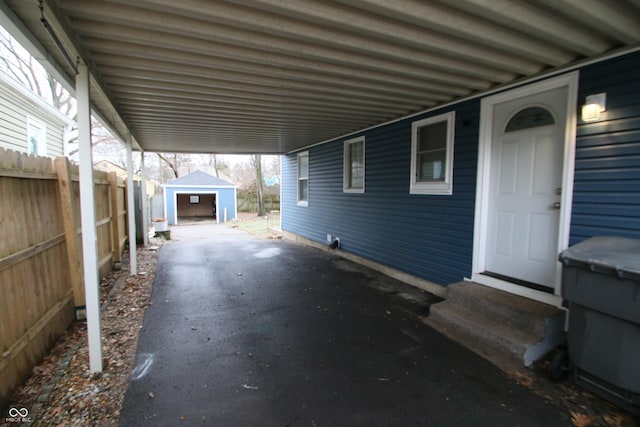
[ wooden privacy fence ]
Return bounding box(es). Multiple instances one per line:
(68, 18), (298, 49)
(0, 148), (128, 408)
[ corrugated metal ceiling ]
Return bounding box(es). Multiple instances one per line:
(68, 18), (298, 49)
(4, 0), (640, 153)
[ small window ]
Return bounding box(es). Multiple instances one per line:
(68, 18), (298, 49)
(505, 107), (555, 132)
(297, 151), (309, 206)
(26, 117), (46, 156)
(343, 136), (365, 193)
(190, 195), (200, 204)
(410, 111), (455, 195)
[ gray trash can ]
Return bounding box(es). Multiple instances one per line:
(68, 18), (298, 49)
(559, 236), (640, 415)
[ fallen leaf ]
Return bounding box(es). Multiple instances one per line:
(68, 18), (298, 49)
(571, 411), (595, 427)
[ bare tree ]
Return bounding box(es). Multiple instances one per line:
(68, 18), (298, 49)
(204, 154), (230, 178)
(212, 154), (220, 177)
(48, 74), (74, 116)
(250, 154), (266, 216)
(157, 153), (181, 179)
(0, 31), (43, 95)
(0, 29), (77, 116)
(1, 28), (125, 157)
(157, 153), (198, 179)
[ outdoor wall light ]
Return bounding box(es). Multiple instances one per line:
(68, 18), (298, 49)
(581, 93), (606, 122)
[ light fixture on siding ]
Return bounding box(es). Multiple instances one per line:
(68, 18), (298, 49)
(581, 93), (606, 122)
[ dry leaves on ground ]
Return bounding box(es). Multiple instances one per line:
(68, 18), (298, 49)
(572, 411), (597, 427)
(2, 240), (163, 427)
(2, 230), (638, 426)
(517, 355), (638, 427)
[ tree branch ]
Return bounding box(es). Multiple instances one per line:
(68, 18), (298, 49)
(157, 153), (180, 178)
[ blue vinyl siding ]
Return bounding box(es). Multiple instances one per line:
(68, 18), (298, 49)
(571, 51), (640, 244)
(283, 50), (640, 287)
(283, 100), (479, 286)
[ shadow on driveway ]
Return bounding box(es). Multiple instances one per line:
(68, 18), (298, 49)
(121, 224), (570, 426)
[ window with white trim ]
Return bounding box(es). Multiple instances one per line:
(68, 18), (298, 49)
(297, 151), (309, 206)
(26, 117), (47, 156)
(410, 111), (455, 195)
(343, 136), (365, 193)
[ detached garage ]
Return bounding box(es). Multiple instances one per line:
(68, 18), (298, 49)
(163, 170), (237, 225)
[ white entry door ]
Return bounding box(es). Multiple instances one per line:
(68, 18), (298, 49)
(484, 87), (567, 289)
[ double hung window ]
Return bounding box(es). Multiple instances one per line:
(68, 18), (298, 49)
(297, 151), (309, 206)
(410, 112), (455, 195)
(343, 136), (365, 193)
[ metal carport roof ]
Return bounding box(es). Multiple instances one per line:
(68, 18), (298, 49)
(2, 0), (640, 154)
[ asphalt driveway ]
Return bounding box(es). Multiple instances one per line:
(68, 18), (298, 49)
(120, 224), (570, 426)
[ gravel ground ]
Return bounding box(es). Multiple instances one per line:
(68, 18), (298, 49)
(1, 227), (638, 426)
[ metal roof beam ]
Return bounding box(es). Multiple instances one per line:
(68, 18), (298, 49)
(71, 24), (500, 89)
(122, 107), (383, 127)
(63, 0), (519, 82)
(81, 35), (491, 92)
(110, 0), (542, 75)
(341, 0), (610, 57)
(534, 0), (640, 44)
(89, 51), (468, 99)
(117, 102), (387, 125)
(442, 0), (611, 56)
(106, 81), (425, 115)
(97, 65), (451, 106)
(238, 0), (576, 66)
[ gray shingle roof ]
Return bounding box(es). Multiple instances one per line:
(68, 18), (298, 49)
(163, 170), (235, 187)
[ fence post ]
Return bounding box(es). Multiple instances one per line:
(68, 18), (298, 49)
(55, 157), (85, 310)
(108, 172), (122, 265)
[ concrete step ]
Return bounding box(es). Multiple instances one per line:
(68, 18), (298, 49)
(446, 281), (564, 337)
(424, 282), (566, 370)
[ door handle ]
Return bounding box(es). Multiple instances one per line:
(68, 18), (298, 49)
(552, 202), (561, 210)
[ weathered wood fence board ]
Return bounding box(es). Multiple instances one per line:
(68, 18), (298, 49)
(0, 148), (128, 409)
(55, 158), (84, 307)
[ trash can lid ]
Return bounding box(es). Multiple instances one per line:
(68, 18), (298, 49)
(559, 236), (640, 281)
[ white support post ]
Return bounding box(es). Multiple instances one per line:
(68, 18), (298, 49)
(76, 63), (103, 373)
(126, 135), (137, 276)
(140, 150), (149, 246)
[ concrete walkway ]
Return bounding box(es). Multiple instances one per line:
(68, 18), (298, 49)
(120, 224), (570, 426)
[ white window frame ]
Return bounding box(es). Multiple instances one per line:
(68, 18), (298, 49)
(297, 151), (309, 206)
(26, 117), (47, 156)
(343, 136), (365, 193)
(410, 111), (455, 195)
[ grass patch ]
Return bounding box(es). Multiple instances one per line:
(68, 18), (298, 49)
(227, 213), (281, 238)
